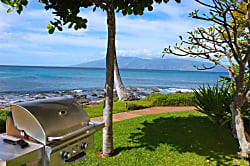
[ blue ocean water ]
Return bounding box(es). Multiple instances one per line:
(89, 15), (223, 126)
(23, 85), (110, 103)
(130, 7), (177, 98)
(0, 65), (227, 103)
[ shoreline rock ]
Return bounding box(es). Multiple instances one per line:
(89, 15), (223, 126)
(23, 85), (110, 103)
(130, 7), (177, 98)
(0, 87), (193, 109)
(130, 87), (138, 92)
(150, 88), (160, 92)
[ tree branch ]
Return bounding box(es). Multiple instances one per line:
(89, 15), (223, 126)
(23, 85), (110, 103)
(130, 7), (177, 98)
(91, 0), (109, 10)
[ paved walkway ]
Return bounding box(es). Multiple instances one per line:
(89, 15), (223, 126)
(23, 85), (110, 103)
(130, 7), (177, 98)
(91, 106), (196, 122)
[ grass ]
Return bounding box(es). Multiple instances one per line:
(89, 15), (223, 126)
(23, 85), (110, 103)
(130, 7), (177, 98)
(71, 111), (248, 166)
(84, 93), (195, 118)
(0, 97), (247, 165)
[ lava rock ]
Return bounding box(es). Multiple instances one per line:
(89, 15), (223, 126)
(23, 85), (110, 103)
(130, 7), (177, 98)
(150, 88), (160, 92)
(136, 92), (149, 97)
(91, 93), (98, 97)
(98, 95), (104, 98)
(130, 87), (138, 92)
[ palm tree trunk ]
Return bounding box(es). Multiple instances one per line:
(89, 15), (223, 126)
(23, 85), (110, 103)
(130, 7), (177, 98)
(114, 54), (134, 101)
(102, 9), (115, 157)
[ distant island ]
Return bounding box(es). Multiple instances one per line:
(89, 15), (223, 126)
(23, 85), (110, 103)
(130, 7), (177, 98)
(73, 57), (227, 72)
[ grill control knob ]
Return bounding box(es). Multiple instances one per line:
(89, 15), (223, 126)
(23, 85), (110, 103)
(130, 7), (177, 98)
(66, 152), (72, 159)
(80, 143), (88, 149)
(60, 151), (71, 160)
(73, 150), (77, 155)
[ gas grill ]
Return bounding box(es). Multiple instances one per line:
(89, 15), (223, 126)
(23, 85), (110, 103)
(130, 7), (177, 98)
(0, 96), (104, 166)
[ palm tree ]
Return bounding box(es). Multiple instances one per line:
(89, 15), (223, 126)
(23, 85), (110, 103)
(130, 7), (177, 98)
(114, 54), (134, 101)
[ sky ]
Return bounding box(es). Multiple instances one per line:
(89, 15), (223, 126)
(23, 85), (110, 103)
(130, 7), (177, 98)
(0, 0), (208, 66)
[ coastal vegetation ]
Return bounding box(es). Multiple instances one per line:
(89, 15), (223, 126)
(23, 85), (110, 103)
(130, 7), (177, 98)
(0, 93), (195, 132)
(71, 111), (248, 166)
(1, 0), (249, 161)
(84, 93), (195, 118)
(36, 0), (181, 157)
(194, 84), (250, 129)
(1, 0), (180, 157)
(0, 92), (248, 164)
(193, 84), (233, 127)
(0, 110), (8, 133)
(164, 0), (250, 158)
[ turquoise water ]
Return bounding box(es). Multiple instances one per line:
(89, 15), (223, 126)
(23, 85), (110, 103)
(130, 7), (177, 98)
(0, 65), (227, 93)
(0, 65), (227, 104)
(0, 66), (105, 93)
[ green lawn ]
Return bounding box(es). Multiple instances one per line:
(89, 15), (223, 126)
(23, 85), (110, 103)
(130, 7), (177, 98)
(0, 102), (247, 165)
(71, 111), (248, 166)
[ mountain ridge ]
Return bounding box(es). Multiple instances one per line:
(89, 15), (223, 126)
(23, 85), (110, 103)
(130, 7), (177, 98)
(73, 57), (227, 72)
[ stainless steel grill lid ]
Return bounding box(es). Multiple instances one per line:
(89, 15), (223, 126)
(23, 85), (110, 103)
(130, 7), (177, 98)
(11, 96), (90, 145)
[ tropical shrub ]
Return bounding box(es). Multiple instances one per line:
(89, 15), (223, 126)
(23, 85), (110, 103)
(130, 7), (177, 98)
(193, 84), (233, 127)
(219, 71), (250, 133)
(0, 110), (9, 133)
(127, 103), (148, 110)
(144, 93), (195, 106)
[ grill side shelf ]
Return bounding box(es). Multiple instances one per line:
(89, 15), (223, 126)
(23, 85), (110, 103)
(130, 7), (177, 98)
(47, 123), (94, 142)
(47, 121), (104, 142)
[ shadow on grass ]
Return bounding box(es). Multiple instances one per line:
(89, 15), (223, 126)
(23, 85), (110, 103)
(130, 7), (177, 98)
(117, 116), (242, 165)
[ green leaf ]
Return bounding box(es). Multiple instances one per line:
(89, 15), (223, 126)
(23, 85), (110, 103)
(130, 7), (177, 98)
(17, 5), (23, 15)
(46, 24), (53, 30)
(21, 0), (28, 6)
(57, 26), (63, 31)
(48, 28), (55, 34)
(148, 6), (153, 11)
(47, 24), (55, 34)
(1, 0), (10, 5)
(83, 19), (88, 24)
(7, 7), (13, 13)
(68, 23), (74, 29)
(122, 10), (126, 16)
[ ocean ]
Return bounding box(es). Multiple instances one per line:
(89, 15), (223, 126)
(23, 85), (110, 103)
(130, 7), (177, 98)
(0, 65), (227, 105)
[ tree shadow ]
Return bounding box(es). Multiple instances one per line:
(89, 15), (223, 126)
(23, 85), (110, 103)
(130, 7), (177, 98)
(117, 116), (242, 165)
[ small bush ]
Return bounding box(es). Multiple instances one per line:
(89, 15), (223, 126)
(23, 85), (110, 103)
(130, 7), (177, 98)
(144, 93), (195, 106)
(113, 97), (119, 102)
(0, 110), (9, 133)
(127, 103), (149, 110)
(193, 84), (232, 127)
(84, 93), (195, 117)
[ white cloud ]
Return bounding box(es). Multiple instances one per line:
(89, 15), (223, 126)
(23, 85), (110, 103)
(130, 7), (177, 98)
(22, 32), (106, 48)
(154, 0), (204, 17)
(24, 9), (51, 20)
(117, 49), (153, 57)
(0, 43), (18, 48)
(0, 0), (210, 65)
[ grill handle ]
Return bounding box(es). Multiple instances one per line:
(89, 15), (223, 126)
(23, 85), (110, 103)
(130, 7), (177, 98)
(47, 121), (104, 142)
